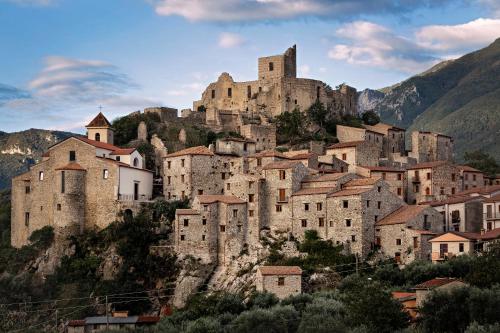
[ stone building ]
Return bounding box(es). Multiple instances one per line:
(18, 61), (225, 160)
(363, 123), (406, 157)
(11, 113), (153, 248)
(336, 125), (384, 153)
(193, 45), (357, 132)
(325, 141), (380, 171)
(144, 106), (178, 122)
(256, 266), (302, 299)
(356, 165), (406, 201)
(407, 161), (460, 204)
(239, 123), (277, 152)
(458, 165), (484, 191)
(215, 137), (256, 157)
(174, 195), (247, 265)
(375, 205), (443, 265)
(427, 195), (484, 232)
(248, 150), (290, 171)
(410, 131), (453, 163)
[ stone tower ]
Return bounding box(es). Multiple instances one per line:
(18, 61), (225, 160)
(86, 112), (114, 144)
(54, 165), (86, 235)
(138, 121), (147, 141)
(258, 45), (297, 80)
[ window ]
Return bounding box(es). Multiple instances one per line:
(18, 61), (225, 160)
(397, 173), (402, 180)
(451, 187), (456, 195)
(316, 86), (320, 99)
(167, 176), (171, 185)
(343, 200), (348, 208)
(181, 175), (185, 183)
(413, 237), (418, 249)
(133, 157), (139, 167)
(247, 85), (251, 98)
(116, 156), (120, 162)
(397, 188), (402, 196)
(452, 173), (456, 181)
(319, 218), (324, 227)
(257, 158), (262, 167)
(301, 219), (307, 227)
(25, 186), (30, 194)
(366, 200), (370, 207)
(69, 150), (76, 161)
(249, 181), (254, 188)
(279, 170), (286, 180)
(269, 62), (274, 71)
(202, 235), (206, 241)
(351, 235), (356, 242)
(57, 204), (61, 211)
(183, 219), (189, 227)
(181, 159), (185, 167)
(396, 239), (402, 245)
(329, 221), (334, 227)
(181, 191), (185, 199)
(25, 212), (29, 227)
(220, 225), (226, 232)
(249, 194), (254, 202)
(103, 169), (109, 179)
(95, 133), (101, 142)
(39, 171), (44, 181)
(61, 171), (65, 193)
(276, 205), (282, 212)
(167, 161), (171, 169)
(345, 219), (351, 227)
(204, 205), (209, 211)
(342, 153), (347, 161)
(227, 183), (231, 190)
(377, 201), (381, 209)
(304, 203), (309, 211)
(440, 187), (445, 195)
(415, 184), (420, 193)
(473, 174), (477, 181)
(233, 209), (238, 218)
(377, 186), (381, 192)
(167, 192), (171, 199)
(426, 172), (431, 180)
(211, 89), (215, 98)
(228, 88), (232, 97)
(374, 215), (378, 222)
(317, 202), (322, 211)
(222, 172), (226, 180)
(249, 210), (254, 217)
(423, 215), (430, 230)
(459, 243), (464, 252)
(180, 235), (185, 241)
(278, 277), (285, 286)
(464, 174), (468, 181)
(382, 173), (386, 180)
(202, 218), (207, 225)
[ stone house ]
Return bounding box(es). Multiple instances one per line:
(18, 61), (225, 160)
(427, 195), (484, 232)
(256, 266), (302, 299)
(174, 195), (247, 265)
(458, 165), (484, 191)
(11, 113), (153, 248)
(325, 178), (405, 258)
(356, 165), (406, 201)
(410, 131), (453, 163)
(66, 312), (159, 333)
(406, 161), (460, 204)
(287, 152), (319, 169)
(325, 141), (380, 171)
(317, 155), (350, 172)
(215, 137), (256, 157)
(363, 122), (406, 157)
(247, 150), (290, 171)
(262, 161), (309, 234)
(239, 123), (276, 152)
(300, 172), (357, 190)
(413, 278), (467, 307)
(336, 125), (384, 153)
(483, 195), (500, 231)
(375, 205), (443, 264)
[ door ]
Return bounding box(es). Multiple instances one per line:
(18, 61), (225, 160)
(134, 182), (139, 201)
(439, 243), (448, 258)
(278, 189), (286, 202)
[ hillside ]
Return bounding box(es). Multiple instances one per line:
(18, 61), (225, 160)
(0, 129), (74, 189)
(361, 38), (500, 161)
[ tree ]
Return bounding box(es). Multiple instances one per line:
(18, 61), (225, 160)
(361, 111), (380, 125)
(307, 101), (328, 128)
(275, 108), (310, 144)
(464, 151), (500, 177)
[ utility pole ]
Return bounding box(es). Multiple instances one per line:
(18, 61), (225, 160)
(106, 295), (109, 330)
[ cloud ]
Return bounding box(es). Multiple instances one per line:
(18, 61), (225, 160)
(2, 0), (54, 6)
(150, 0), (454, 22)
(0, 84), (30, 106)
(328, 21), (438, 73)
(218, 32), (245, 48)
(415, 18), (500, 51)
(166, 82), (205, 96)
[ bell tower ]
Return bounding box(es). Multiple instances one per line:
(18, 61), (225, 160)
(86, 112), (114, 145)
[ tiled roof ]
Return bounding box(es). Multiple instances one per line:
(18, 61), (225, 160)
(262, 161), (302, 170)
(344, 177), (379, 187)
(458, 165), (482, 173)
(55, 162), (86, 171)
(478, 228), (500, 240)
(424, 195), (484, 207)
(484, 194), (500, 203)
(376, 205), (427, 226)
(110, 148), (136, 155)
(407, 161), (448, 170)
(197, 195), (245, 204)
(414, 278), (460, 289)
(86, 112), (111, 128)
(292, 187), (335, 196)
(42, 151), (50, 157)
(327, 141), (365, 149)
(429, 231), (481, 242)
(77, 136), (123, 152)
(176, 209), (200, 215)
(392, 292), (416, 300)
(250, 150), (290, 159)
(327, 188), (371, 197)
(289, 152), (318, 160)
(219, 137), (255, 143)
(164, 146), (214, 158)
(456, 184), (500, 196)
(301, 173), (347, 183)
(359, 165), (404, 172)
(96, 156), (154, 173)
(258, 266), (302, 275)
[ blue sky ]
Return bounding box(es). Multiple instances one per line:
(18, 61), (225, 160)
(1, 0), (499, 133)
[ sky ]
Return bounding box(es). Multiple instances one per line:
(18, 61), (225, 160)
(1, 0), (500, 133)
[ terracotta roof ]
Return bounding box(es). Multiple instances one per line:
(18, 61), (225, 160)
(344, 177), (379, 187)
(424, 195), (484, 207)
(262, 161), (302, 170)
(289, 152), (318, 160)
(457, 184), (500, 196)
(86, 112), (112, 128)
(302, 173), (347, 183)
(484, 194), (500, 203)
(327, 188), (371, 197)
(414, 278), (460, 289)
(219, 137), (255, 143)
(407, 161), (448, 170)
(96, 156), (154, 173)
(164, 146), (214, 158)
(364, 123), (405, 134)
(359, 165), (404, 172)
(292, 187), (335, 196)
(458, 165), (482, 173)
(429, 231), (481, 242)
(55, 162), (86, 171)
(77, 136), (123, 151)
(197, 195), (245, 204)
(327, 141), (365, 149)
(250, 150), (290, 159)
(392, 292), (416, 300)
(176, 209), (200, 215)
(110, 148), (136, 155)
(376, 205), (428, 226)
(258, 266), (302, 275)
(478, 228), (500, 241)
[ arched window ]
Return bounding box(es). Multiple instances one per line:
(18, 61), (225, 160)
(133, 157), (139, 167)
(95, 133), (101, 142)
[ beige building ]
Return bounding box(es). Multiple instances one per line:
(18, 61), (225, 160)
(336, 125), (384, 153)
(325, 141), (380, 171)
(407, 161), (460, 204)
(363, 123), (406, 157)
(193, 45), (357, 132)
(11, 113), (153, 248)
(375, 205), (443, 264)
(429, 232), (479, 262)
(483, 195), (500, 231)
(410, 131), (453, 163)
(256, 266), (302, 299)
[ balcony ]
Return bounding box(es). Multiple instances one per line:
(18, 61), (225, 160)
(484, 212), (500, 220)
(118, 194), (153, 202)
(276, 196), (289, 203)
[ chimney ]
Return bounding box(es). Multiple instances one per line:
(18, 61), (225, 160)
(208, 144), (215, 153)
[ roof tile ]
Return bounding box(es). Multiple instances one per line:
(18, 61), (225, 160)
(258, 266), (302, 275)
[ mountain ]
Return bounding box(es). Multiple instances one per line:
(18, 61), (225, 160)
(0, 129), (74, 189)
(361, 38), (500, 161)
